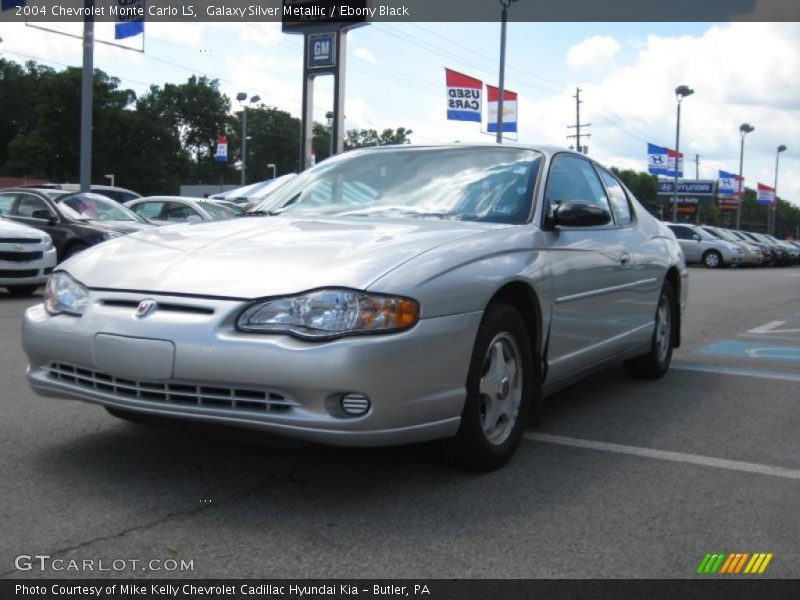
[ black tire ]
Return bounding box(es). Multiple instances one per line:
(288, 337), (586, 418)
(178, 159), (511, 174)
(62, 243), (89, 261)
(702, 250), (722, 269)
(624, 282), (675, 380)
(5, 285), (38, 296)
(442, 303), (537, 471)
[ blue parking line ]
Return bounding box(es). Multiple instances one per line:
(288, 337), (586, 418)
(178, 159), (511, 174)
(697, 340), (800, 364)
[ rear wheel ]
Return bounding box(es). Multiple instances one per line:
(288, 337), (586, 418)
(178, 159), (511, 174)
(5, 285), (38, 296)
(702, 250), (722, 268)
(442, 303), (536, 471)
(624, 282), (675, 379)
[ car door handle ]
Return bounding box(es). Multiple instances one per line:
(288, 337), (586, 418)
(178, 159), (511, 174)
(619, 252), (632, 268)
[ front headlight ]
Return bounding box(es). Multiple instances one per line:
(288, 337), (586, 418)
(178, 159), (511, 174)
(42, 235), (54, 251)
(237, 289), (420, 339)
(44, 271), (90, 316)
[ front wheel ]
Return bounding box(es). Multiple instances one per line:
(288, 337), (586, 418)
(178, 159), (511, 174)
(702, 250), (722, 269)
(624, 282), (675, 379)
(442, 303), (537, 471)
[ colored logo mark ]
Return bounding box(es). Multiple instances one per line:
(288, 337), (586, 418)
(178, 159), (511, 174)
(697, 553), (773, 574)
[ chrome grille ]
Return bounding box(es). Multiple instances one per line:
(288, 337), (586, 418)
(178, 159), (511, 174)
(47, 362), (294, 412)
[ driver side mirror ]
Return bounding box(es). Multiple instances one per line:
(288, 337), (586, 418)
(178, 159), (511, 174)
(31, 209), (57, 225)
(692, 234), (701, 241)
(547, 201), (611, 229)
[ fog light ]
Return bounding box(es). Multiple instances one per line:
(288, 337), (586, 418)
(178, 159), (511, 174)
(341, 393), (370, 416)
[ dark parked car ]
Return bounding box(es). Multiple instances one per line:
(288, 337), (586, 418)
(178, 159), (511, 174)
(0, 188), (153, 262)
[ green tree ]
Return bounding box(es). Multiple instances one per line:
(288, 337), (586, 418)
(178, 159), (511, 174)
(345, 127), (413, 149)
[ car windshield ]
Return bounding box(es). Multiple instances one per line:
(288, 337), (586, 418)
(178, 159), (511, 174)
(713, 228), (739, 243)
(694, 227), (715, 241)
(264, 147), (543, 224)
(60, 193), (143, 222)
(199, 202), (237, 219)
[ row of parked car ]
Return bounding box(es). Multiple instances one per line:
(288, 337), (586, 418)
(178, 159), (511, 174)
(0, 184), (252, 295)
(666, 222), (800, 268)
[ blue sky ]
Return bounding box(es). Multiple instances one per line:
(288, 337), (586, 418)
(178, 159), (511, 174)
(1, 20), (798, 206)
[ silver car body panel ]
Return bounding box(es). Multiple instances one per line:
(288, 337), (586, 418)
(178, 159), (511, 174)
(22, 145), (687, 446)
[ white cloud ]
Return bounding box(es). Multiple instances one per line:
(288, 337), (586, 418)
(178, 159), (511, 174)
(566, 35), (621, 69)
(353, 47), (377, 63)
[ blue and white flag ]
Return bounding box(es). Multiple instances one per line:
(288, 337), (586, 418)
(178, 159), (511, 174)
(648, 143), (683, 178)
(718, 170), (743, 197)
(114, 0), (145, 40)
(647, 143), (669, 176)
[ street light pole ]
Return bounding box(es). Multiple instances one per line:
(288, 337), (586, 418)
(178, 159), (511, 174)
(672, 85), (693, 222)
(772, 144), (786, 235)
(496, 0), (516, 144)
(736, 123), (754, 230)
(237, 92), (248, 185)
(326, 111), (334, 158)
(79, 0), (95, 193)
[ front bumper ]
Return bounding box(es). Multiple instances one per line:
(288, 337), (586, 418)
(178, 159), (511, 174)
(23, 292), (482, 447)
(0, 247), (56, 287)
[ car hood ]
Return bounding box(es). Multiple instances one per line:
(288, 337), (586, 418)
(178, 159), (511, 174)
(0, 217), (47, 239)
(90, 220), (155, 234)
(64, 216), (500, 298)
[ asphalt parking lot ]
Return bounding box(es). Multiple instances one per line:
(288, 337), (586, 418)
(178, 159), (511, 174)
(1, 266), (798, 579)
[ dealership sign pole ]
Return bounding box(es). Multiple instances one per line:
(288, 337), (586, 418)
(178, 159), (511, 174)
(283, 0), (369, 171)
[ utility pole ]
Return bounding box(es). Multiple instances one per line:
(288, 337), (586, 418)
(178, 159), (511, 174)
(79, 0), (94, 193)
(566, 87), (591, 154)
(695, 154), (700, 180)
(496, 0), (516, 143)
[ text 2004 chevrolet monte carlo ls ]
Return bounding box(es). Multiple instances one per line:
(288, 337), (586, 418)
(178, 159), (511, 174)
(22, 145), (687, 470)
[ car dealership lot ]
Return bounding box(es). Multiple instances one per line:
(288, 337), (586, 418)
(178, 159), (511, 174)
(1, 266), (798, 579)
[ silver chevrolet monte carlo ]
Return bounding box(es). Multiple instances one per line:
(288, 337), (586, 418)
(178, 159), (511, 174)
(22, 145), (687, 470)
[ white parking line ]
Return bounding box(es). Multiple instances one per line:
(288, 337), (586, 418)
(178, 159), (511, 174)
(524, 432), (800, 481)
(671, 361), (800, 383)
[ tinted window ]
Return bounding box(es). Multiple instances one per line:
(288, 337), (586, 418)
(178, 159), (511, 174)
(131, 202), (166, 219)
(166, 203), (199, 221)
(668, 225), (695, 240)
(597, 168), (632, 225)
(0, 193), (16, 215)
(16, 194), (51, 218)
(545, 155), (611, 216)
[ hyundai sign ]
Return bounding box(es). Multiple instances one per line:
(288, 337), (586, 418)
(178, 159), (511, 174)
(657, 180), (715, 196)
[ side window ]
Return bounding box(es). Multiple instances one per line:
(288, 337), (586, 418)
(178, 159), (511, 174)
(545, 155), (612, 217)
(0, 193), (17, 216)
(597, 168), (633, 225)
(166, 203), (198, 221)
(132, 202), (165, 219)
(669, 225), (693, 240)
(16, 194), (51, 218)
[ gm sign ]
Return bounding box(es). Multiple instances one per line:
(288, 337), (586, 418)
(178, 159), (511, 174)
(308, 33), (336, 69)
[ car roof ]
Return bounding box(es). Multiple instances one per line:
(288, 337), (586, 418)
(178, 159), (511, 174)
(346, 143), (579, 159)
